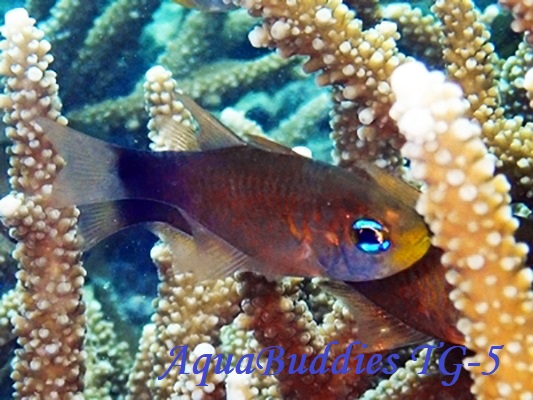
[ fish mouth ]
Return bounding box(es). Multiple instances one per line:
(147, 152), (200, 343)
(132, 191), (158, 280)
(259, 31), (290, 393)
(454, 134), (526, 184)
(388, 224), (432, 274)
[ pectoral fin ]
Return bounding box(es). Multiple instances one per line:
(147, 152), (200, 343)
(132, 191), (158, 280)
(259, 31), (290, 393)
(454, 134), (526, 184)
(318, 279), (431, 353)
(149, 210), (264, 281)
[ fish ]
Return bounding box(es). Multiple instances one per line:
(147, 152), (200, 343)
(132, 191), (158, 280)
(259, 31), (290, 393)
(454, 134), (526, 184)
(318, 246), (464, 352)
(32, 93), (431, 284)
(29, 98), (532, 353)
(319, 215), (532, 352)
(173, 0), (236, 12)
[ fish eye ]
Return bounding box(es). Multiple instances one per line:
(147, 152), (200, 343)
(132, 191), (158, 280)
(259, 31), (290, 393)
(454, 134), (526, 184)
(351, 218), (391, 253)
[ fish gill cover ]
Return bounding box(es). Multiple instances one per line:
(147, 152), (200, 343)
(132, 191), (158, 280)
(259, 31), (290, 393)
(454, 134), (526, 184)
(0, 0), (531, 399)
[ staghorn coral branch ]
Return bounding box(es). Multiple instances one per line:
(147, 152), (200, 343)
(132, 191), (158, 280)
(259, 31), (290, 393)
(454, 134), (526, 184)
(236, 0), (407, 172)
(0, 8), (86, 398)
(500, 0), (533, 43)
(390, 60), (533, 400)
(83, 285), (132, 398)
(235, 273), (376, 399)
(432, 0), (499, 124)
(381, 3), (443, 68)
(0, 287), (18, 347)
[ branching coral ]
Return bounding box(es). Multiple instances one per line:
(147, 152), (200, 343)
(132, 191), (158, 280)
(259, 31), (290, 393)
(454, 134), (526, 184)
(391, 60), (533, 399)
(236, 0), (407, 171)
(500, 0), (533, 42)
(0, 8), (86, 398)
(0, 0), (532, 399)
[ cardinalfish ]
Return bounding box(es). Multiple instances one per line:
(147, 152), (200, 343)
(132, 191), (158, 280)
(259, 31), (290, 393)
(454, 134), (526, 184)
(319, 214), (532, 352)
(317, 246), (464, 352)
(33, 93), (430, 284)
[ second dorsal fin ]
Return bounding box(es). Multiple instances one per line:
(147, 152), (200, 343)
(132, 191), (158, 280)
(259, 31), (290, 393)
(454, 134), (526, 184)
(242, 133), (298, 155)
(361, 164), (420, 208)
(170, 93), (310, 157)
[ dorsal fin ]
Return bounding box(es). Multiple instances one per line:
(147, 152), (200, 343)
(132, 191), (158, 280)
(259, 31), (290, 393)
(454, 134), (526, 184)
(361, 164), (420, 208)
(175, 93), (245, 150)
(174, 93), (310, 157)
(242, 133), (298, 155)
(151, 115), (200, 152)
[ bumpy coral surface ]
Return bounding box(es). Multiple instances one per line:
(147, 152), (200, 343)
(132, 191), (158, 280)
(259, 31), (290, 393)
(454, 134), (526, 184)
(0, 0), (531, 399)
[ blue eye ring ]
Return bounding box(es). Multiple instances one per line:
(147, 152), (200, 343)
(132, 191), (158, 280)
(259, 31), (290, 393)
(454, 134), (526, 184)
(351, 218), (391, 254)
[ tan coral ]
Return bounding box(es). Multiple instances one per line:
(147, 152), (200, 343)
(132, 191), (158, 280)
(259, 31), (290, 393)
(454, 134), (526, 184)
(0, 287), (19, 347)
(382, 3), (443, 67)
(0, 8), (86, 398)
(83, 286), (132, 399)
(500, 42), (533, 118)
(128, 243), (240, 399)
(235, 273), (375, 399)
(237, 0), (406, 171)
(143, 65), (197, 152)
(434, 0), (533, 207)
(432, 0), (499, 124)
(360, 347), (435, 399)
(390, 60), (533, 400)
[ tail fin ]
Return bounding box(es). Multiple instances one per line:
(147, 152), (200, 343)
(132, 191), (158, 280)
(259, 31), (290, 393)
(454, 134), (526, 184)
(34, 118), (128, 207)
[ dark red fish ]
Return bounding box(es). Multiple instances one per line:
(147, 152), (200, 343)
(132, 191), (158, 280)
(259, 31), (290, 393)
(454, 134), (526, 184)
(319, 246), (463, 352)
(33, 101), (430, 283)
(320, 216), (532, 351)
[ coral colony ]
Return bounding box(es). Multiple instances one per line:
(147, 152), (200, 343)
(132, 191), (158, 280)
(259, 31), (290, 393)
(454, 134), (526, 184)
(0, 0), (532, 399)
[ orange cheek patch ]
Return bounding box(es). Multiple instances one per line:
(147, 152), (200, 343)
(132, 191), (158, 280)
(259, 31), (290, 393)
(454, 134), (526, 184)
(325, 231), (340, 247)
(286, 214), (304, 241)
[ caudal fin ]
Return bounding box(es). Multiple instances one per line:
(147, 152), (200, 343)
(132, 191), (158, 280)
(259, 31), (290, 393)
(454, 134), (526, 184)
(34, 118), (128, 207)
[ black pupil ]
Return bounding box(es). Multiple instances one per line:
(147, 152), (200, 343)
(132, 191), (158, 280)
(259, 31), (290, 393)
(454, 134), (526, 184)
(357, 228), (381, 244)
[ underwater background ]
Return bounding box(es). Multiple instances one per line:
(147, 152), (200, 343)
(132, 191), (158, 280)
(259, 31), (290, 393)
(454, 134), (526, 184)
(0, 0), (532, 398)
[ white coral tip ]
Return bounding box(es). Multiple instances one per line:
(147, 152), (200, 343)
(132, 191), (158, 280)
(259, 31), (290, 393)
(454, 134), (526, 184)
(0, 194), (22, 218)
(145, 65), (170, 82)
(3, 8), (33, 32)
(390, 61), (430, 100)
(225, 370), (253, 400)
